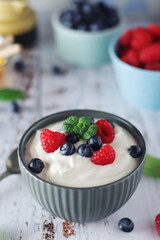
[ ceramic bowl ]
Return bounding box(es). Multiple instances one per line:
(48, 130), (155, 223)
(52, 16), (123, 67)
(18, 109), (146, 223)
(109, 37), (160, 110)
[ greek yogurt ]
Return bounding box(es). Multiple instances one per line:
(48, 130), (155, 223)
(25, 120), (139, 187)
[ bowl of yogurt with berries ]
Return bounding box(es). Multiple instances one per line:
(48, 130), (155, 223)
(52, 0), (123, 67)
(18, 109), (146, 222)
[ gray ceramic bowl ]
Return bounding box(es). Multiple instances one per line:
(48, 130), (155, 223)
(18, 109), (146, 223)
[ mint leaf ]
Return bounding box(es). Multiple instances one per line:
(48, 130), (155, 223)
(83, 124), (98, 140)
(143, 154), (160, 178)
(0, 88), (24, 101)
(79, 116), (90, 127)
(63, 122), (74, 133)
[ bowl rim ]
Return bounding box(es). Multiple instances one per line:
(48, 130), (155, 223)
(51, 13), (123, 37)
(18, 109), (146, 190)
(109, 36), (160, 74)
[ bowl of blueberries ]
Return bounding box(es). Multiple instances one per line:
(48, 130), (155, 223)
(52, 0), (123, 67)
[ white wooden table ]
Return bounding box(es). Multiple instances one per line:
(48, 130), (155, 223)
(0, 12), (160, 240)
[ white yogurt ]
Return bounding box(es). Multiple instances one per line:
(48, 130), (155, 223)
(25, 120), (139, 187)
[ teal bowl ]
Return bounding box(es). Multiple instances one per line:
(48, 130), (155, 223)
(52, 16), (123, 67)
(109, 37), (160, 110)
(18, 109), (146, 223)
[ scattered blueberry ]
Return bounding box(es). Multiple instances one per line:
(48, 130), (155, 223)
(118, 218), (134, 232)
(28, 158), (44, 174)
(11, 102), (20, 113)
(52, 65), (64, 75)
(59, 0), (119, 32)
(77, 144), (93, 157)
(106, 119), (115, 128)
(128, 145), (142, 158)
(89, 117), (95, 124)
(14, 60), (26, 72)
(60, 142), (75, 156)
(67, 132), (79, 143)
(87, 135), (102, 151)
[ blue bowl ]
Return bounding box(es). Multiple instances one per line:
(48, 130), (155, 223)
(52, 16), (123, 67)
(109, 37), (160, 110)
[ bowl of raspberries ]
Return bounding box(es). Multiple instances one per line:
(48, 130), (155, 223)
(109, 23), (160, 110)
(52, 0), (122, 67)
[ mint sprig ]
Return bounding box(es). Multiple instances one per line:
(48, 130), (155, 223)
(0, 88), (24, 101)
(143, 154), (160, 178)
(63, 116), (97, 140)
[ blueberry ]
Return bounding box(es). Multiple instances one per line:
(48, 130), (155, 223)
(11, 102), (20, 113)
(87, 135), (102, 151)
(52, 65), (64, 75)
(81, 2), (93, 15)
(77, 144), (93, 157)
(118, 218), (134, 232)
(89, 117), (95, 124)
(14, 60), (26, 72)
(60, 142), (75, 156)
(67, 132), (79, 143)
(89, 22), (101, 32)
(128, 145), (142, 158)
(106, 119), (115, 128)
(28, 158), (44, 174)
(60, 11), (74, 28)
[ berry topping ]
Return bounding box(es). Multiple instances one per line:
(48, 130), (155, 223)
(11, 101), (20, 113)
(66, 132), (79, 143)
(28, 158), (44, 174)
(89, 117), (95, 124)
(155, 213), (160, 236)
(128, 145), (142, 158)
(119, 30), (133, 47)
(40, 129), (66, 153)
(105, 119), (115, 128)
(14, 60), (26, 72)
(87, 135), (102, 151)
(77, 144), (93, 158)
(148, 23), (160, 39)
(60, 142), (75, 156)
(118, 218), (134, 232)
(96, 119), (115, 144)
(91, 144), (116, 165)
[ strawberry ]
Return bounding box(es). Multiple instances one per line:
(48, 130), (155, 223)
(148, 23), (160, 39)
(131, 27), (153, 50)
(119, 30), (133, 47)
(121, 49), (140, 67)
(40, 129), (66, 153)
(91, 144), (116, 165)
(96, 119), (115, 144)
(155, 213), (160, 236)
(139, 42), (160, 63)
(145, 62), (160, 71)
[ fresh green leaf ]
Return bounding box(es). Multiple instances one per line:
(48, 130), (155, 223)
(79, 116), (90, 127)
(0, 88), (24, 101)
(143, 154), (160, 178)
(83, 124), (98, 140)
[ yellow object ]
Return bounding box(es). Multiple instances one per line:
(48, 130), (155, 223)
(0, 0), (36, 36)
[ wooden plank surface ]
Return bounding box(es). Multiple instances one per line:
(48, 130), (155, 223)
(0, 12), (160, 240)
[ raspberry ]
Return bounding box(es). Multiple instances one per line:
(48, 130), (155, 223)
(139, 42), (160, 63)
(91, 144), (116, 165)
(148, 23), (160, 39)
(131, 27), (153, 50)
(155, 213), (160, 236)
(145, 62), (160, 71)
(96, 119), (115, 144)
(121, 49), (140, 67)
(119, 30), (133, 47)
(40, 129), (66, 153)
